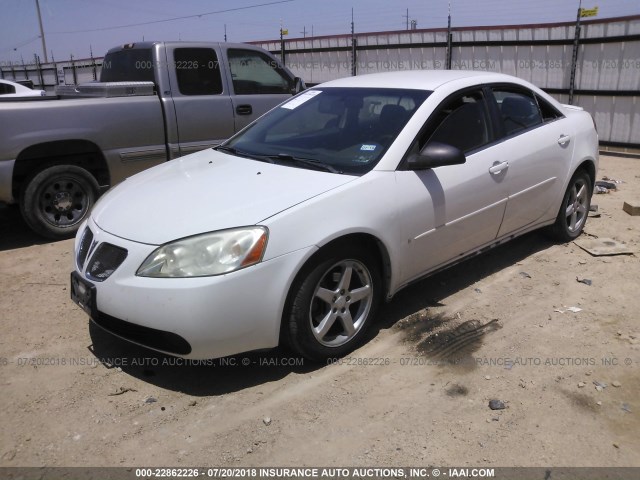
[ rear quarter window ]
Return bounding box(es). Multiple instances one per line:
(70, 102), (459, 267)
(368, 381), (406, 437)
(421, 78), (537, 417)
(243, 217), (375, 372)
(100, 49), (155, 83)
(536, 95), (564, 123)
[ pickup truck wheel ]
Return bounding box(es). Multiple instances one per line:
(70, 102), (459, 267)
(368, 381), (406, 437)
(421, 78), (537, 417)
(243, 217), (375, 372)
(20, 165), (99, 240)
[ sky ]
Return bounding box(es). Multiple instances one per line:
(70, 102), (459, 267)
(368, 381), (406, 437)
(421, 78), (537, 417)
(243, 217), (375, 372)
(1, 0), (638, 65)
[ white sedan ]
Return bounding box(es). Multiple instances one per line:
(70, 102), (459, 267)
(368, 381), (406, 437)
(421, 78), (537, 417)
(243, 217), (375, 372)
(0, 79), (46, 97)
(71, 70), (598, 361)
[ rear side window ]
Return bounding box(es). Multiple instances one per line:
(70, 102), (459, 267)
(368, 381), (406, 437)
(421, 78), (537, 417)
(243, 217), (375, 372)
(227, 49), (291, 95)
(100, 49), (155, 83)
(174, 48), (223, 96)
(493, 89), (542, 136)
(0, 82), (16, 95)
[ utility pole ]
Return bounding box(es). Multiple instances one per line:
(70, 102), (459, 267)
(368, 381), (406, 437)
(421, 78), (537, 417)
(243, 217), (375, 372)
(568, 0), (583, 104)
(280, 19), (287, 65)
(446, 1), (452, 69)
(35, 0), (48, 63)
(403, 8), (409, 30)
(224, 24), (227, 42)
(301, 26), (307, 38)
(351, 8), (357, 76)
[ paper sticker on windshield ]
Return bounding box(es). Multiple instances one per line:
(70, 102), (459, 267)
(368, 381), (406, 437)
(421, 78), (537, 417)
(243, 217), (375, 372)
(360, 144), (377, 151)
(281, 90), (322, 110)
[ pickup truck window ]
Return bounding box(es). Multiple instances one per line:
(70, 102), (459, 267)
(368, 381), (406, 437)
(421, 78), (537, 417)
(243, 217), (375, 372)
(227, 49), (291, 95)
(174, 48), (223, 96)
(100, 49), (155, 83)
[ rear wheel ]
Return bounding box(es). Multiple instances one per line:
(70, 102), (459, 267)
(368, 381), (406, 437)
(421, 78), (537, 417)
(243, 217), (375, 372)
(20, 165), (99, 240)
(547, 170), (591, 242)
(283, 246), (382, 361)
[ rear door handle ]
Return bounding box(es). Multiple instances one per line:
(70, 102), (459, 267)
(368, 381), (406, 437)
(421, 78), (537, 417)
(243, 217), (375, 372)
(236, 104), (252, 115)
(558, 134), (571, 146)
(489, 161), (509, 174)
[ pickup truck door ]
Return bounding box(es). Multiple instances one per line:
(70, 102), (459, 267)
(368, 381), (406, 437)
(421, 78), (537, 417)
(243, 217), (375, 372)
(166, 46), (236, 156)
(221, 47), (294, 131)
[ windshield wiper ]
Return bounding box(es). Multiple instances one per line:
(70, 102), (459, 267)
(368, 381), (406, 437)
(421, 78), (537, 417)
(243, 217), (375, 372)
(214, 145), (275, 163)
(215, 147), (339, 173)
(269, 153), (341, 174)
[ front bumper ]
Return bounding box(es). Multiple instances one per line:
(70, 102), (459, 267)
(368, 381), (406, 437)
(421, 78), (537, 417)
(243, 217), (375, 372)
(72, 218), (315, 359)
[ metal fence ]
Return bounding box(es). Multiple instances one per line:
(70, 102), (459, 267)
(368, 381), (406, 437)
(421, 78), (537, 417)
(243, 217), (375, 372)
(2, 15), (639, 151)
(252, 14), (640, 152)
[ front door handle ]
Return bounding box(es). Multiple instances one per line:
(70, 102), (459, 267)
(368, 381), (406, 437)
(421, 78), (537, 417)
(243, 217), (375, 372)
(558, 134), (571, 146)
(236, 104), (252, 115)
(489, 161), (509, 174)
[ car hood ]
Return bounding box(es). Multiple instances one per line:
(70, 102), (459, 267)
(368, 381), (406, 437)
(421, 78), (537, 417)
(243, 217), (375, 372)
(93, 149), (356, 245)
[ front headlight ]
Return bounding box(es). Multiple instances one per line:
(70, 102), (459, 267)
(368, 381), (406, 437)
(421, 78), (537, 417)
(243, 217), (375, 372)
(137, 227), (268, 278)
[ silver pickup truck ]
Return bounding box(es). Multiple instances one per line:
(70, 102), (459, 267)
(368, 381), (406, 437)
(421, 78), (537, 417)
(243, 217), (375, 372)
(0, 41), (304, 239)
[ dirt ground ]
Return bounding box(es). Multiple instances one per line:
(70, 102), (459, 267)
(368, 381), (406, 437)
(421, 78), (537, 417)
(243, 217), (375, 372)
(0, 154), (639, 469)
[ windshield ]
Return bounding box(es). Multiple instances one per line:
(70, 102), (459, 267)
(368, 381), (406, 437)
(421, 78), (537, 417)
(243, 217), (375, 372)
(225, 87), (431, 174)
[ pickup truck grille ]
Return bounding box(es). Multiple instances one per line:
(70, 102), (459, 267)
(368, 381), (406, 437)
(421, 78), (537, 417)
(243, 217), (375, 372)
(86, 243), (128, 282)
(76, 227), (94, 270)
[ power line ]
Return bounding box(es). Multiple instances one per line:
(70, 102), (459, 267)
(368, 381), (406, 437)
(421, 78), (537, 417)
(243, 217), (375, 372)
(49, 0), (297, 34)
(0, 35), (40, 54)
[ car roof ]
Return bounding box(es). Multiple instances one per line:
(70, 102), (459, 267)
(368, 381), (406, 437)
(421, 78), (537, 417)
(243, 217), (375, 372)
(317, 70), (523, 91)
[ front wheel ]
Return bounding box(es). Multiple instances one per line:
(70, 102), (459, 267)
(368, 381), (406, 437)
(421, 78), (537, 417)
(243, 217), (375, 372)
(283, 247), (382, 361)
(20, 165), (99, 240)
(547, 170), (592, 242)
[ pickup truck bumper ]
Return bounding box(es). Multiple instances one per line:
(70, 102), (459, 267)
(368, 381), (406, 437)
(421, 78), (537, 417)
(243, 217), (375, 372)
(0, 160), (16, 204)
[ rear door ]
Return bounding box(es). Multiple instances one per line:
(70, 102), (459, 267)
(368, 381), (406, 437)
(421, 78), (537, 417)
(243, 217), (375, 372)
(167, 45), (236, 156)
(221, 47), (294, 131)
(488, 86), (574, 236)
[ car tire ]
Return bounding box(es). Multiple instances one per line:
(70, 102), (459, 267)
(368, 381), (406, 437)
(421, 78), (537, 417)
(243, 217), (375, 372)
(283, 246), (382, 361)
(20, 165), (99, 240)
(547, 169), (592, 242)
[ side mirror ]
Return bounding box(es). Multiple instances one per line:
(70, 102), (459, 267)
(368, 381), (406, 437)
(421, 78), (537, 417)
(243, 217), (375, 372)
(405, 142), (466, 170)
(291, 77), (306, 95)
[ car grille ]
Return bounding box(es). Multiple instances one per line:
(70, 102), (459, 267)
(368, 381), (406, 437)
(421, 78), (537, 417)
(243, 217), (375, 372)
(86, 243), (128, 282)
(76, 227), (94, 269)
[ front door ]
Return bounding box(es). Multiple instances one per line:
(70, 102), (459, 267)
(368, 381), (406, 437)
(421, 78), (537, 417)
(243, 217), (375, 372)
(396, 88), (508, 284)
(222, 48), (294, 132)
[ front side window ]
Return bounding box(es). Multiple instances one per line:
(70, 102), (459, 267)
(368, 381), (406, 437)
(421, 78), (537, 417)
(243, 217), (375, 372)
(174, 48), (223, 96)
(420, 90), (492, 154)
(493, 89), (542, 136)
(225, 87), (430, 174)
(227, 49), (291, 95)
